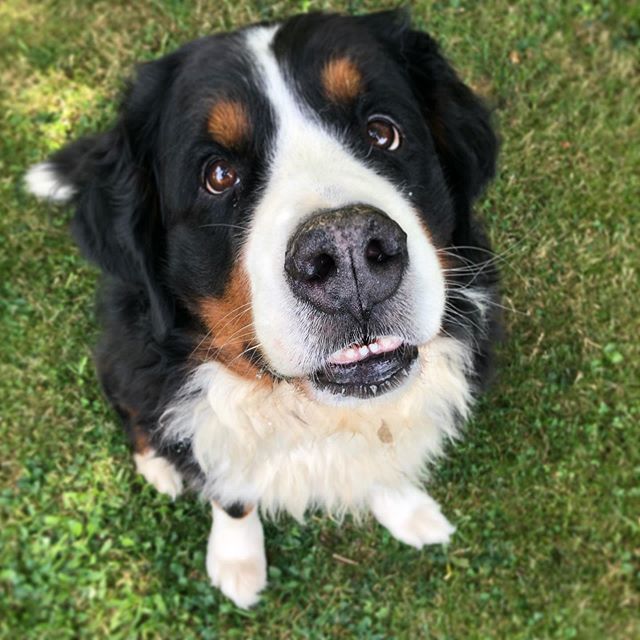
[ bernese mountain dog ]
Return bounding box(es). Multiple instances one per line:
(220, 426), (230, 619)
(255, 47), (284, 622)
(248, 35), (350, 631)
(26, 10), (500, 608)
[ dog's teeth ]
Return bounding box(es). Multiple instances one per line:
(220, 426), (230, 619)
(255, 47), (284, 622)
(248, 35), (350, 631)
(328, 335), (404, 365)
(378, 336), (402, 351)
(328, 347), (357, 364)
(369, 385), (378, 394)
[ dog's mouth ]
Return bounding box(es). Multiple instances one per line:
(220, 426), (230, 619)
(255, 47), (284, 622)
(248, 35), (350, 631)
(310, 336), (419, 399)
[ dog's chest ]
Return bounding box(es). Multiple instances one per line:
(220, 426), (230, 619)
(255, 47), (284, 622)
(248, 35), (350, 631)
(163, 337), (472, 519)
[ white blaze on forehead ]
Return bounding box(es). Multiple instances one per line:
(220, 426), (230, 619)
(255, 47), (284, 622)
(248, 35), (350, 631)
(244, 26), (445, 378)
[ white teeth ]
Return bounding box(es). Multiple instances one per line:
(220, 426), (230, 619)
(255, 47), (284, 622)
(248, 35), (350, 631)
(378, 336), (402, 351)
(327, 336), (404, 365)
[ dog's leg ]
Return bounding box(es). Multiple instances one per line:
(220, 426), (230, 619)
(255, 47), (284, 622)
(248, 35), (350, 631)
(369, 484), (455, 548)
(206, 503), (267, 609)
(131, 424), (183, 499)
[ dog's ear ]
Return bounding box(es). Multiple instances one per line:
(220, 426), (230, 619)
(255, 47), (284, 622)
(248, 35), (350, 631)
(26, 53), (182, 339)
(359, 10), (498, 216)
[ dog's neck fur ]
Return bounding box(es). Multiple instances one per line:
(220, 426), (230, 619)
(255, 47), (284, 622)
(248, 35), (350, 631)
(161, 335), (473, 520)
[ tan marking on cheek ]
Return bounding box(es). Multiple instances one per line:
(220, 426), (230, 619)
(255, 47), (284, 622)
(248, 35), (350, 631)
(207, 100), (250, 149)
(437, 246), (455, 272)
(322, 57), (363, 103)
(197, 265), (272, 386)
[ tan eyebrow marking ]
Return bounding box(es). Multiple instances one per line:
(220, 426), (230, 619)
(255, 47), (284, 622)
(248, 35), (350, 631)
(321, 57), (363, 103)
(207, 99), (250, 149)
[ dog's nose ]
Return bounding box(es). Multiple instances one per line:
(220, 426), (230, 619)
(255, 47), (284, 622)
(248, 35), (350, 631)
(284, 205), (408, 320)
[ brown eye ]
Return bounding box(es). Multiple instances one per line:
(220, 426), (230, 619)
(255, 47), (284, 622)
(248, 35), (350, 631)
(204, 159), (239, 194)
(366, 117), (402, 151)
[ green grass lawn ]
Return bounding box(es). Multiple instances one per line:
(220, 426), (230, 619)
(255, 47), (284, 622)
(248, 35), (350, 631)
(1, 1), (638, 637)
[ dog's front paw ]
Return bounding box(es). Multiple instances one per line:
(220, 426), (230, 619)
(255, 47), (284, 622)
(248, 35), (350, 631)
(370, 485), (455, 549)
(206, 505), (267, 609)
(207, 554), (267, 609)
(133, 450), (183, 499)
(387, 499), (455, 548)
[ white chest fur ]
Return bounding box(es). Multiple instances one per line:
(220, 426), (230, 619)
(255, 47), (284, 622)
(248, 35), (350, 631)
(162, 337), (472, 520)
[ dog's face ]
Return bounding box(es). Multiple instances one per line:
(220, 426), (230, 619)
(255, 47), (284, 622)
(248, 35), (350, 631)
(33, 11), (496, 403)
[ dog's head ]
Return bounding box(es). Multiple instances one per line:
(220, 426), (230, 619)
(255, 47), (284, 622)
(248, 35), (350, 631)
(27, 10), (497, 403)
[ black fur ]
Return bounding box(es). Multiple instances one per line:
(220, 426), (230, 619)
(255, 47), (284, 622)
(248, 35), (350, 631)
(42, 10), (500, 494)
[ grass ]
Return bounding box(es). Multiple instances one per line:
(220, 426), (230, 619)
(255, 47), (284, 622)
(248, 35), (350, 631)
(1, 0), (638, 637)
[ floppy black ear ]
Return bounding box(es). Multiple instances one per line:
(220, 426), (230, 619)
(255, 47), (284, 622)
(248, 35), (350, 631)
(360, 10), (498, 217)
(26, 53), (182, 339)
(401, 28), (498, 214)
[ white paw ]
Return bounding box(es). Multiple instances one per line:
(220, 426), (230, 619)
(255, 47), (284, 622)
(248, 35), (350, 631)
(207, 505), (267, 609)
(133, 450), (183, 499)
(387, 500), (456, 548)
(370, 485), (455, 549)
(207, 555), (267, 609)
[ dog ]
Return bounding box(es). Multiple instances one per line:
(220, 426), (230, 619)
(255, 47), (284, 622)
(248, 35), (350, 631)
(26, 9), (500, 608)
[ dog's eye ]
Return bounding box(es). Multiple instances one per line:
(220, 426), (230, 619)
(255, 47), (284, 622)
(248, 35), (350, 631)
(366, 117), (401, 151)
(203, 160), (239, 195)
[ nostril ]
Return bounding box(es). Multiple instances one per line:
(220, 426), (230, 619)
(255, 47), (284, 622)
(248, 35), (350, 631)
(307, 253), (336, 282)
(365, 239), (396, 265)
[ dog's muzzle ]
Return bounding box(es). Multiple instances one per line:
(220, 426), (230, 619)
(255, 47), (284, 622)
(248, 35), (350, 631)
(284, 205), (417, 399)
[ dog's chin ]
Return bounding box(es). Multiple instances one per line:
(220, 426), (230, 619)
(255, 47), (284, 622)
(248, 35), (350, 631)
(307, 337), (419, 402)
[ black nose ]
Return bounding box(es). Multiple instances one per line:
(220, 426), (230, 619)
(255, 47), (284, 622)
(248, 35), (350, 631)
(284, 205), (408, 320)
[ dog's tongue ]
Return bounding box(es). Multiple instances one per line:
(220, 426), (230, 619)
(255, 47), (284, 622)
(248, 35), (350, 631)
(327, 336), (403, 365)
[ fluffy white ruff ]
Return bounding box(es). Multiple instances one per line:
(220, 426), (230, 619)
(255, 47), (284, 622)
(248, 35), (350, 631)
(133, 450), (184, 499)
(24, 162), (75, 202)
(162, 336), (472, 521)
(370, 484), (455, 548)
(207, 504), (267, 609)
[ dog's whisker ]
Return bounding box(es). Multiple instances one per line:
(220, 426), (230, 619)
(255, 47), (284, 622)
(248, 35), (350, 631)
(206, 303), (253, 336)
(199, 222), (251, 232)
